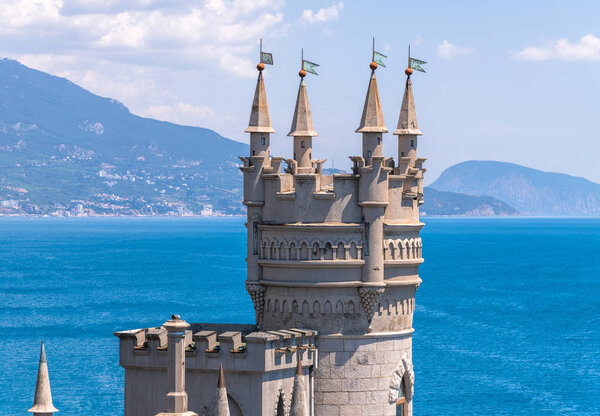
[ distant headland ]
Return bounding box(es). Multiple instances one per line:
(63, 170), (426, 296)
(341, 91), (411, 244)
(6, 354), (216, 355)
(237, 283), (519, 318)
(1, 59), (599, 218)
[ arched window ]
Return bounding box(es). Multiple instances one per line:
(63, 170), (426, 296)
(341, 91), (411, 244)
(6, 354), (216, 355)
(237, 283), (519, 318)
(396, 379), (408, 416)
(300, 243), (308, 260)
(227, 394), (243, 416)
(337, 242), (345, 260)
(312, 242), (320, 260)
(324, 242), (333, 260)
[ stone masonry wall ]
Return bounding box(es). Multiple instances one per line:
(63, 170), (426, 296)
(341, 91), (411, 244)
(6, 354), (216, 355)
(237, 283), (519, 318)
(314, 333), (414, 416)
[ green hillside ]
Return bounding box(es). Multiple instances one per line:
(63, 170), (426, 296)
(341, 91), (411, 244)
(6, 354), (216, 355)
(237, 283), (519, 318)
(0, 59), (247, 215)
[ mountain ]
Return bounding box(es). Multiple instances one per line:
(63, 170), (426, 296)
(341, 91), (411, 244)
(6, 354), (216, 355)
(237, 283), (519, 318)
(430, 161), (600, 216)
(421, 186), (518, 216)
(0, 59), (247, 216)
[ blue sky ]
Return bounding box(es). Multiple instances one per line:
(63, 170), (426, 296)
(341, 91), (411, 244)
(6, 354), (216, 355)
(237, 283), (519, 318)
(1, 0), (599, 183)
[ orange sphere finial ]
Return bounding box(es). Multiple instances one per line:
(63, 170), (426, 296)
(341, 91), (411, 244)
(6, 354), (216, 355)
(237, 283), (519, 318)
(405, 67), (413, 76)
(257, 62), (265, 72)
(299, 69), (307, 78)
(370, 61), (378, 71)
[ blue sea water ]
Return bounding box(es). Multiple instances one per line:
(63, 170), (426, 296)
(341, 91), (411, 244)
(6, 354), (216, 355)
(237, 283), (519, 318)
(0, 217), (598, 415)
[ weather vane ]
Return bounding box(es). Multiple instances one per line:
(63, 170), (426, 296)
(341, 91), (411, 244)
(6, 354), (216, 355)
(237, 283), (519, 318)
(299, 48), (319, 78)
(406, 44), (427, 76)
(371, 36), (387, 70)
(257, 38), (273, 72)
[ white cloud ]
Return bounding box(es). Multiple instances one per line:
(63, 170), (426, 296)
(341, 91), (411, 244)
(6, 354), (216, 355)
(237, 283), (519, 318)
(142, 102), (216, 126)
(513, 34), (600, 61)
(300, 2), (343, 24)
(0, 0), (285, 77)
(437, 40), (474, 60)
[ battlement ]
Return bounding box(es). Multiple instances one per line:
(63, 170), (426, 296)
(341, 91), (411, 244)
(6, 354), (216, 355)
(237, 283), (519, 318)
(115, 323), (317, 373)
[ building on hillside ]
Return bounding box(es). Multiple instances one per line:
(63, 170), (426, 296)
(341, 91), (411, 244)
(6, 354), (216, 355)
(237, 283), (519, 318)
(201, 204), (214, 216)
(110, 54), (426, 416)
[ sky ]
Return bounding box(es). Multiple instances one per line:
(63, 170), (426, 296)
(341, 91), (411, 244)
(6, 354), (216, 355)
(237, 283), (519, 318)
(0, 0), (599, 183)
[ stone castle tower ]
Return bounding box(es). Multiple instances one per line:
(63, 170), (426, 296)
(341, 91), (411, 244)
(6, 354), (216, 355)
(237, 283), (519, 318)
(241, 59), (425, 415)
(111, 55), (425, 416)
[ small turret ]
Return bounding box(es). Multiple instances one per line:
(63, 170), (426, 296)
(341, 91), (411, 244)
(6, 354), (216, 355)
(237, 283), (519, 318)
(28, 342), (58, 416)
(288, 73), (317, 173)
(214, 364), (230, 416)
(289, 354), (309, 416)
(155, 315), (197, 416)
(245, 65), (275, 160)
(356, 62), (387, 165)
(394, 72), (422, 166)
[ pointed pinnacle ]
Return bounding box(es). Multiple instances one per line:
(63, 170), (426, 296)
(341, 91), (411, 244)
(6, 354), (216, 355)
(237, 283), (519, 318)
(276, 389), (286, 416)
(296, 352), (303, 376)
(39, 341), (47, 363)
(356, 71), (387, 133)
(394, 75), (422, 136)
(246, 71), (275, 134)
(28, 341), (58, 414)
(217, 363), (226, 388)
(288, 78), (317, 137)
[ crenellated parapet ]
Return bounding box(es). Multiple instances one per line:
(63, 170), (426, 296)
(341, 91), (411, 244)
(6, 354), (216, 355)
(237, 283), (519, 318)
(115, 323), (317, 373)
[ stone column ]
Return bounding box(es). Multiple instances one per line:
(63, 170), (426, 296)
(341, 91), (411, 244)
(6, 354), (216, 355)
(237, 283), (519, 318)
(156, 315), (197, 416)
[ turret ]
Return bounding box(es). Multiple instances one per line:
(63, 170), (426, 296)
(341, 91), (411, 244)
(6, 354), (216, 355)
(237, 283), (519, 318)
(394, 68), (422, 166)
(288, 71), (317, 173)
(28, 342), (58, 416)
(242, 62), (276, 319)
(354, 60), (390, 288)
(213, 364), (230, 416)
(245, 63), (275, 161)
(155, 315), (197, 416)
(356, 61), (387, 166)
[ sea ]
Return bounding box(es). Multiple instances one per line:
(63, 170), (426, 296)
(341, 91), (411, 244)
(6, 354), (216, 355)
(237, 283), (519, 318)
(0, 217), (598, 415)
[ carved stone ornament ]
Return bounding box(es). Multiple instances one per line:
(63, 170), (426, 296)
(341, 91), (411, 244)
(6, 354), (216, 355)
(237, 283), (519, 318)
(388, 353), (415, 403)
(358, 286), (385, 331)
(246, 282), (266, 327)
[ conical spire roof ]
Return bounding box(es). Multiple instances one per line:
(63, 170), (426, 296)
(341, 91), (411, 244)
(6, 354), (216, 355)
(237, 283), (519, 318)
(214, 364), (230, 416)
(394, 75), (422, 136)
(288, 79), (317, 137)
(289, 353), (308, 416)
(245, 71), (275, 134)
(28, 342), (58, 414)
(356, 71), (387, 133)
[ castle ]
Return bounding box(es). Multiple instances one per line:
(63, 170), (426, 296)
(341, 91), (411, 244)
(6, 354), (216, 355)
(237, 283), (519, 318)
(28, 55), (425, 416)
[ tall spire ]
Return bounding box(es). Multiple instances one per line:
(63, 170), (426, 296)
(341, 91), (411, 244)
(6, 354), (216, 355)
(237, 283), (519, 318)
(245, 70), (275, 134)
(214, 364), (230, 416)
(394, 75), (422, 136)
(356, 67), (387, 133)
(288, 79), (317, 137)
(289, 353), (309, 416)
(28, 342), (58, 415)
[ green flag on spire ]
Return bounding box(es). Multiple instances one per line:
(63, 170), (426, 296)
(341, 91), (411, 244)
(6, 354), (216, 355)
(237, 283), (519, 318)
(303, 60), (319, 75)
(374, 51), (387, 68)
(261, 51), (273, 65)
(409, 57), (427, 73)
